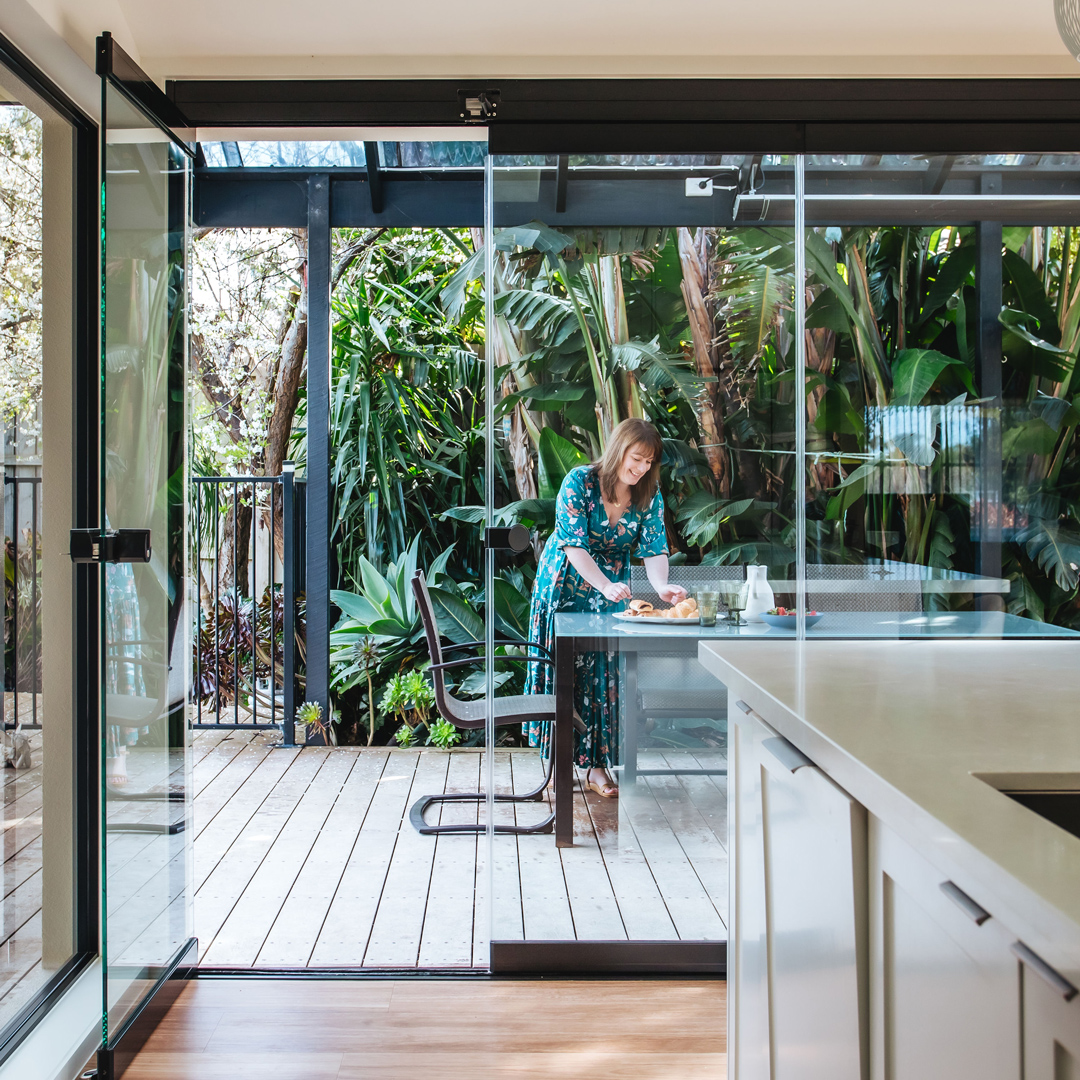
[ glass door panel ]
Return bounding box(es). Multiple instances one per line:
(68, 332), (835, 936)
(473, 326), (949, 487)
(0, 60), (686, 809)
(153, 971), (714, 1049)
(800, 154), (1080, 640)
(0, 56), (82, 1037)
(101, 79), (191, 1034)
(484, 152), (795, 961)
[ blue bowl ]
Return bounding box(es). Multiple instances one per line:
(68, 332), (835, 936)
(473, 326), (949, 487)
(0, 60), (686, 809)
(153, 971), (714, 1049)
(760, 612), (823, 630)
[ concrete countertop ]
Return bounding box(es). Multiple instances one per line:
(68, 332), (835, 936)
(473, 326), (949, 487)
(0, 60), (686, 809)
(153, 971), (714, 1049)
(698, 638), (1080, 980)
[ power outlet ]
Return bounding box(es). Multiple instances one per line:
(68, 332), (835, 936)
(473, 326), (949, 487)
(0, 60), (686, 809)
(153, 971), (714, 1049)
(685, 177), (713, 197)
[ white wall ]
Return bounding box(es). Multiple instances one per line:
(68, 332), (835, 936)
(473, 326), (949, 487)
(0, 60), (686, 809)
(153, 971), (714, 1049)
(18, 0), (1080, 83)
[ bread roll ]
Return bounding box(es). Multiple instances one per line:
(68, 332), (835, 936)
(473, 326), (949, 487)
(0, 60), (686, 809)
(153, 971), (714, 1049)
(628, 599), (654, 615)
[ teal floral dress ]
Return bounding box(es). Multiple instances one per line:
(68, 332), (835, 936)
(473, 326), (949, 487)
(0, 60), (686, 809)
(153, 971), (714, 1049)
(524, 465), (668, 767)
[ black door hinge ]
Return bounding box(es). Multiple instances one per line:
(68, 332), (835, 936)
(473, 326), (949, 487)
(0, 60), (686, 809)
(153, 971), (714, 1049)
(69, 529), (152, 564)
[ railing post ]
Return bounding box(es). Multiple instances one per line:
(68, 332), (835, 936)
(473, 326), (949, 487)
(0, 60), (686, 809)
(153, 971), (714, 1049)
(279, 463), (297, 748)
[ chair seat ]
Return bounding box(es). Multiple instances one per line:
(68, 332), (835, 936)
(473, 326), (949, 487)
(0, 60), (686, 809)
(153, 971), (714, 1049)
(441, 693), (557, 728)
(638, 688), (725, 714)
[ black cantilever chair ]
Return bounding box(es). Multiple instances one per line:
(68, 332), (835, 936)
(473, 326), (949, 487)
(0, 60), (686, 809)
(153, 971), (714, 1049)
(409, 570), (581, 836)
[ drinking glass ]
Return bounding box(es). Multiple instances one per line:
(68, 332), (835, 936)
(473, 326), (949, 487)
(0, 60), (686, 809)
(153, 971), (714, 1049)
(721, 582), (748, 625)
(697, 589), (719, 626)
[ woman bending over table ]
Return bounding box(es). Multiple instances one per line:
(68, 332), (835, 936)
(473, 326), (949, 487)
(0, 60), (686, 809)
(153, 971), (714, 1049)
(523, 418), (687, 798)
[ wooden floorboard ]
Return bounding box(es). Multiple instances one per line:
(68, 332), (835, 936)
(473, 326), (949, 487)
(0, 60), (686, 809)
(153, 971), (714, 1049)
(190, 735), (728, 966)
(123, 978), (726, 1080)
(0, 730), (727, 995)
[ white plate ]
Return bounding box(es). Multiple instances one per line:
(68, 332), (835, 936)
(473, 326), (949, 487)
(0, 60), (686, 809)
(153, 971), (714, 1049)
(612, 611), (700, 625)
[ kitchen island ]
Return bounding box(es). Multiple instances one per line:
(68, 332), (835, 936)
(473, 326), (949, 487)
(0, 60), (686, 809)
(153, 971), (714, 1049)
(698, 638), (1080, 1080)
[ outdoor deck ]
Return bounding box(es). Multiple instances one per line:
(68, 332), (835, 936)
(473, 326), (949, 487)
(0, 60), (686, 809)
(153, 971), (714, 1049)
(0, 725), (48, 1027)
(192, 730), (728, 968)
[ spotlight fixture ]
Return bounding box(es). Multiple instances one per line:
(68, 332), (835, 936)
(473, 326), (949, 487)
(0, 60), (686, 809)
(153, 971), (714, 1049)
(1056, 0), (1080, 60)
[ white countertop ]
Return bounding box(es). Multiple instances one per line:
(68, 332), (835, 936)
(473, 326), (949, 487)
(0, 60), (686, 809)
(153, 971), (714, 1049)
(698, 638), (1080, 979)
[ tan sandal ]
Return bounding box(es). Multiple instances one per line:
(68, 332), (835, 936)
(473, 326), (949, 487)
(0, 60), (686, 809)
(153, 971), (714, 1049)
(583, 768), (618, 799)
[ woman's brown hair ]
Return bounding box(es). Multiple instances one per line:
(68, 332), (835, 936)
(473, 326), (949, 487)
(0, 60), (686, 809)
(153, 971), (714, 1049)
(594, 418), (664, 511)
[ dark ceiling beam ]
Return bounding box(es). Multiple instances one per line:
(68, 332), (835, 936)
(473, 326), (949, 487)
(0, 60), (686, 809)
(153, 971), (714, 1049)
(193, 171), (1080, 231)
(167, 78), (1080, 154)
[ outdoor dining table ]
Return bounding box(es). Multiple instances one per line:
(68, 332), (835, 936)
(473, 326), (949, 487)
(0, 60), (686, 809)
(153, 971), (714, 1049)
(550, 609), (1080, 846)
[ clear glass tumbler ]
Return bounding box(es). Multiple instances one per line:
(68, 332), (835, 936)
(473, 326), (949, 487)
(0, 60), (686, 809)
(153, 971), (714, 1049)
(721, 582), (748, 625)
(697, 589), (719, 626)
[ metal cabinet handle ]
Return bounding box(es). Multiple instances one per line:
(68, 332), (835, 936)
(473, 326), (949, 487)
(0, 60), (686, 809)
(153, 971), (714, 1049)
(939, 881), (991, 926)
(734, 700), (752, 714)
(762, 736), (813, 773)
(1011, 941), (1079, 1002)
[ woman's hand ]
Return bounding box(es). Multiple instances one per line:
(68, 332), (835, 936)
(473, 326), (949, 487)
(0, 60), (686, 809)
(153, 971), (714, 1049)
(601, 580), (632, 603)
(658, 583), (687, 605)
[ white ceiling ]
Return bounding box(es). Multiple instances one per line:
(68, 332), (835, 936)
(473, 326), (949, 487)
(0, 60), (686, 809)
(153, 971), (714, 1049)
(23, 0), (1080, 80)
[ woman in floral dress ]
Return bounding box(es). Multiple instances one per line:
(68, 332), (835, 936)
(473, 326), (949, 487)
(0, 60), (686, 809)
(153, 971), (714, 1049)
(524, 418), (687, 798)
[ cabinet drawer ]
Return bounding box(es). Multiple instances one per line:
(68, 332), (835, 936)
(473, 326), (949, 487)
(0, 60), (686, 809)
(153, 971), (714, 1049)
(871, 821), (1020, 1080)
(1022, 955), (1080, 1080)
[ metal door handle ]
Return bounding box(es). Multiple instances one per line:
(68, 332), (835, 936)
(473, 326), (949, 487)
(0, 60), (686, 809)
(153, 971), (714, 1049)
(734, 699), (752, 714)
(762, 736), (813, 773)
(939, 881), (991, 926)
(70, 528), (151, 563)
(1011, 941), (1079, 1001)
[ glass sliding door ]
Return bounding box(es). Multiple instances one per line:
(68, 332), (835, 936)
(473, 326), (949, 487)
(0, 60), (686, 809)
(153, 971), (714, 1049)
(800, 155), (1080, 639)
(100, 70), (193, 1035)
(482, 152), (796, 964)
(0, 51), (86, 1042)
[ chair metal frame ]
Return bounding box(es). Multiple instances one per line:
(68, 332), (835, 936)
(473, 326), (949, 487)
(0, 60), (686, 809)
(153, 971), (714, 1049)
(410, 570), (578, 836)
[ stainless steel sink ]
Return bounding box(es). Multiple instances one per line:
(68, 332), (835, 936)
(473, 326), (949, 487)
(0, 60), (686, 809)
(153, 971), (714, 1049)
(976, 773), (1080, 841)
(1001, 791), (1080, 841)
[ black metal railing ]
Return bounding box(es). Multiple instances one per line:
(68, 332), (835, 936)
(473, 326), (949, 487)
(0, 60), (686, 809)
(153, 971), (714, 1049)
(4, 475), (41, 730)
(192, 467), (305, 743)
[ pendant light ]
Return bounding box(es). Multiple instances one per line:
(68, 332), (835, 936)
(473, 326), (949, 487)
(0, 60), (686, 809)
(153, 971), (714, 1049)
(1056, 0), (1080, 60)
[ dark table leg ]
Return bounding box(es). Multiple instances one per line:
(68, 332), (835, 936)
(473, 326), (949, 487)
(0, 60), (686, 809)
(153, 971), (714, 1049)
(623, 650), (639, 784)
(555, 635), (575, 847)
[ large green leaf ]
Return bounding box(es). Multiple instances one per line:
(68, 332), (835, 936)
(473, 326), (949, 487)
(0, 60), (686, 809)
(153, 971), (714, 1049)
(1018, 520), (1080, 592)
(537, 428), (590, 499)
(495, 221), (575, 255)
(1004, 248), (1061, 346)
(890, 349), (964, 407)
(919, 243), (975, 326)
(330, 591), (383, 626)
(427, 585), (484, 643)
(492, 577), (530, 640)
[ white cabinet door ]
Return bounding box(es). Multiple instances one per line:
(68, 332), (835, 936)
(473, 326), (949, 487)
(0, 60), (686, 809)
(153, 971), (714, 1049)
(730, 704), (773, 1080)
(871, 821), (1020, 1080)
(1020, 948), (1080, 1080)
(759, 731), (868, 1080)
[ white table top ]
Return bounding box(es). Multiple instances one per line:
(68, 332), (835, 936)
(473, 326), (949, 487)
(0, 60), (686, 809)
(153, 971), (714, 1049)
(698, 637), (1080, 980)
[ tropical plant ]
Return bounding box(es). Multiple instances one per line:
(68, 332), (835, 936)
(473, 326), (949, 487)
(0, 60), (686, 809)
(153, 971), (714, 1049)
(351, 637), (383, 745)
(427, 717), (462, 749)
(322, 228), (492, 583)
(295, 699), (337, 744)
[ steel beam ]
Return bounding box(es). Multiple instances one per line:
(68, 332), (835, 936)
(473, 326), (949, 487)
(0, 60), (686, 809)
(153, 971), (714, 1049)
(976, 189), (1004, 609)
(305, 175), (331, 741)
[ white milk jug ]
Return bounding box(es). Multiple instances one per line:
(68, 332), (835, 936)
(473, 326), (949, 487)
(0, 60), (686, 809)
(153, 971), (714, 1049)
(744, 565), (775, 623)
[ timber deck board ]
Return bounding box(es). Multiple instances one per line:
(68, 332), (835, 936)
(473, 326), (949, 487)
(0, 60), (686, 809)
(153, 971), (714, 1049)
(193, 731), (727, 967)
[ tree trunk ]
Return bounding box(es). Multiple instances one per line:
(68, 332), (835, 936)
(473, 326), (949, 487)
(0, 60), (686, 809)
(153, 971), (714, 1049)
(219, 494), (253, 597)
(678, 228), (731, 497)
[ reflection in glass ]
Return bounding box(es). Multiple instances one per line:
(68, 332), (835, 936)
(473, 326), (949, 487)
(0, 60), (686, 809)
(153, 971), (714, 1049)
(0, 67), (78, 1034)
(483, 155), (802, 950)
(802, 156), (1080, 636)
(102, 82), (190, 1034)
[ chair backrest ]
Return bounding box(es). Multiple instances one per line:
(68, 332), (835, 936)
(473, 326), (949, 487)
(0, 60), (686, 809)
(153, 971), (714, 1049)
(629, 563), (742, 603)
(411, 570), (473, 727)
